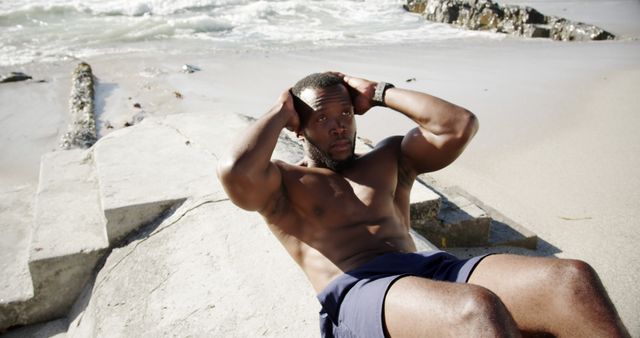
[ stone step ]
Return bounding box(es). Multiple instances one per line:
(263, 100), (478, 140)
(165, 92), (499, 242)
(0, 184), (36, 327)
(412, 174), (538, 249)
(410, 179), (442, 222)
(411, 189), (491, 248)
(94, 116), (221, 243)
(0, 149), (109, 331)
(446, 187), (538, 249)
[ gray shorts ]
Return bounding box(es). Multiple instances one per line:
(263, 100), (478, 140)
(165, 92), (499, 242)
(316, 250), (491, 338)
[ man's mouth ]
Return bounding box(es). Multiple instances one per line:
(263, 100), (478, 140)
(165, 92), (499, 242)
(330, 139), (352, 152)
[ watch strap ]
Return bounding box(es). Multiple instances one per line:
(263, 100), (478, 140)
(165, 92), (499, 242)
(373, 82), (395, 106)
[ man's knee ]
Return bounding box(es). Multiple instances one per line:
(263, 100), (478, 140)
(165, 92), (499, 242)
(548, 259), (603, 303)
(457, 286), (520, 337)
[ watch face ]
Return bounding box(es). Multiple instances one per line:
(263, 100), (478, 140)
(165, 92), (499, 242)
(374, 82), (392, 104)
(374, 82), (383, 102)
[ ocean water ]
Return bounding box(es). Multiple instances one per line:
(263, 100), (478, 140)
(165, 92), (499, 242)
(0, 0), (501, 66)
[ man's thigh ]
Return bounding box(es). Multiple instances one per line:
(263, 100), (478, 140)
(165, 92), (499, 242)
(383, 275), (516, 338)
(467, 254), (578, 333)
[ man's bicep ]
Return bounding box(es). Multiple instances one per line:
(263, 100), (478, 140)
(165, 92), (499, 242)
(400, 127), (468, 174)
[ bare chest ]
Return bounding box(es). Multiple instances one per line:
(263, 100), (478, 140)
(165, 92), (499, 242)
(286, 167), (398, 229)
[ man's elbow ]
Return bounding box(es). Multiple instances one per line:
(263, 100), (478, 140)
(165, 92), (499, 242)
(465, 110), (479, 140)
(453, 108), (479, 146)
(216, 158), (236, 187)
(216, 159), (252, 210)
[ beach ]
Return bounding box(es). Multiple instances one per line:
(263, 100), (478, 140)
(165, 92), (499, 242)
(2, 0), (640, 335)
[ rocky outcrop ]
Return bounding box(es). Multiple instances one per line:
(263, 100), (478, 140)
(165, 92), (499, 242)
(404, 0), (615, 41)
(0, 72), (32, 83)
(60, 63), (97, 149)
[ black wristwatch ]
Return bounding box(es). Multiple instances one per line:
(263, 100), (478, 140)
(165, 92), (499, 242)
(372, 82), (395, 106)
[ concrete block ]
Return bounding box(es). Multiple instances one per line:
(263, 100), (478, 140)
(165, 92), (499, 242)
(489, 220), (538, 249)
(0, 149), (110, 330)
(94, 118), (219, 243)
(0, 185), (36, 305)
(30, 150), (108, 261)
(445, 186), (538, 249)
(412, 192), (491, 248)
(0, 185), (36, 330)
(409, 181), (441, 221)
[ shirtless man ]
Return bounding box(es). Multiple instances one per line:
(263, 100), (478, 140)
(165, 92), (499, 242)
(217, 72), (629, 337)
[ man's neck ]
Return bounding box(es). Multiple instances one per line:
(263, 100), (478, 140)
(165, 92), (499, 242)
(301, 154), (359, 172)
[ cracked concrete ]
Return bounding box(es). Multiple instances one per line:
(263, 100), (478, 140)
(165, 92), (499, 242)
(67, 198), (321, 337)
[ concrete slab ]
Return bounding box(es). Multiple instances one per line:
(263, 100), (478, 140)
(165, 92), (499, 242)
(67, 197), (320, 337)
(30, 149), (108, 261)
(94, 117), (219, 242)
(159, 112), (251, 163)
(0, 185), (35, 305)
(3, 149), (111, 329)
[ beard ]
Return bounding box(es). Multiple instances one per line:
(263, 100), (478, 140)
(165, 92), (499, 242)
(304, 133), (357, 172)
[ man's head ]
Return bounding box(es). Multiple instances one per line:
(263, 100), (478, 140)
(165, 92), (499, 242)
(291, 72), (357, 171)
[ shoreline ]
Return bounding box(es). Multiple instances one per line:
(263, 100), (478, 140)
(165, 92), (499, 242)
(1, 38), (639, 333)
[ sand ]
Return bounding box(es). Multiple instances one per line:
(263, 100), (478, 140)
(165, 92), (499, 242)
(1, 7), (639, 333)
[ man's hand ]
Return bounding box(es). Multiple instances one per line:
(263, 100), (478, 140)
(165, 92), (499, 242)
(333, 72), (377, 115)
(277, 89), (300, 133)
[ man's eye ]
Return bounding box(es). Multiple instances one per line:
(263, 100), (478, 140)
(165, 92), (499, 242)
(342, 111), (353, 116)
(317, 116), (327, 123)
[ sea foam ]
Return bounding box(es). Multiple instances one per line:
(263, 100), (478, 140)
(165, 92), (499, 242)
(0, 0), (501, 66)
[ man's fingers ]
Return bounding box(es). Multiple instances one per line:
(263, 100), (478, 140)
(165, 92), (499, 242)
(327, 71), (345, 79)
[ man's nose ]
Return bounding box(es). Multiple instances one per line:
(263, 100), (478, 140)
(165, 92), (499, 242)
(330, 120), (346, 135)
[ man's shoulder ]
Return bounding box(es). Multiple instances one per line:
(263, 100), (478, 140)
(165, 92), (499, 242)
(373, 135), (404, 150)
(371, 135), (417, 187)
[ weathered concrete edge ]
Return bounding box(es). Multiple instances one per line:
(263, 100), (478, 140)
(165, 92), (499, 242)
(0, 249), (104, 331)
(102, 199), (187, 244)
(445, 185), (537, 249)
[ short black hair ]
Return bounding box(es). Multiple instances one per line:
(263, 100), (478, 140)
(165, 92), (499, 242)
(291, 72), (343, 97)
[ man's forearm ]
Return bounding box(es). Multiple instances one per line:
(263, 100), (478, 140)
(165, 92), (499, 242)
(383, 87), (477, 139)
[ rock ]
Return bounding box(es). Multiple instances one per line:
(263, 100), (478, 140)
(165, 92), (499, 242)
(59, 62), (97, 149)
(181, 64), (201, 73)
(549, 17), (615, 41)
(404, 0), (615, 41)
(0, 72), (32, 83)
(522, 24), (550, 39)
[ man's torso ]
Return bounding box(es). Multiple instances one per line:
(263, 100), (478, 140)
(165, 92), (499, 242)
(261, 136), (419, 292)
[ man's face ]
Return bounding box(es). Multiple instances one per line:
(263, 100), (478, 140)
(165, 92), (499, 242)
(298, 84), (357, 171)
